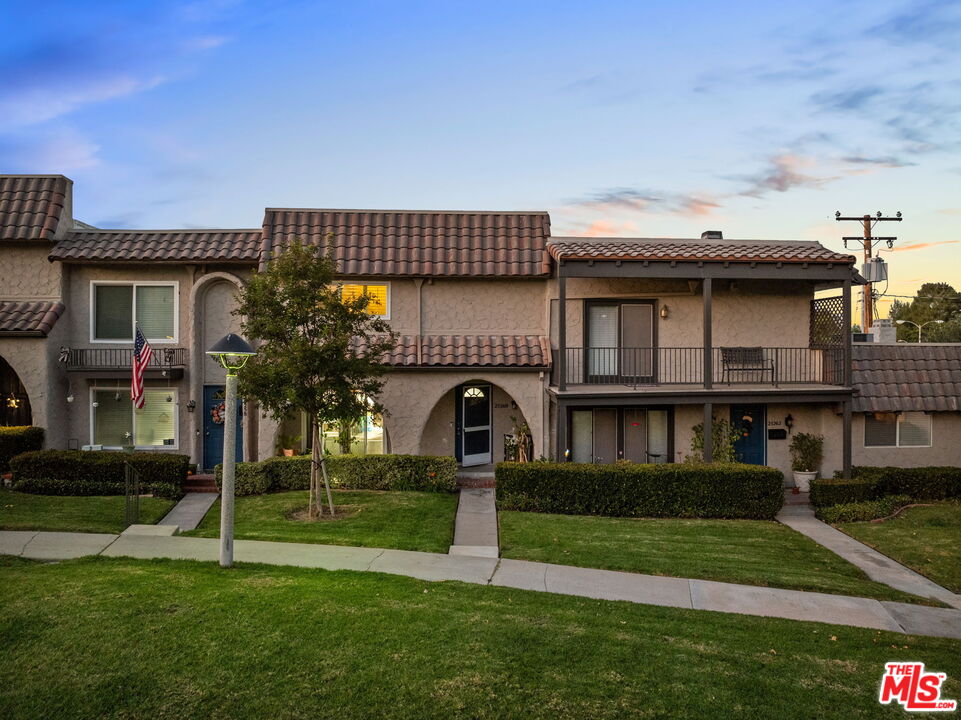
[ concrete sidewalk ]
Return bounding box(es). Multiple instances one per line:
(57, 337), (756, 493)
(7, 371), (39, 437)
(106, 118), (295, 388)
(777, 502), (961, 611)
(2, 529), (961, 639)
(448, 488), (498, 558)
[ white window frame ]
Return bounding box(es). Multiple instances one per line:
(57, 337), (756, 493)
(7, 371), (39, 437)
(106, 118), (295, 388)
(89, 386), (180, 450)
(864, 411), (933, 449)
(338, 280), (391, 320)
(89, 280), (180, 344)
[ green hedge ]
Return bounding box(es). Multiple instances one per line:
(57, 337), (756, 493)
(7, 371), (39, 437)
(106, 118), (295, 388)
(812, 465), (961, 507)
(496, 462), (784, 519)
(0, 426), (44, 472)
(815, 495), (912, 524)
(10, 450), (187, 499)
(215, 454), (458, 496)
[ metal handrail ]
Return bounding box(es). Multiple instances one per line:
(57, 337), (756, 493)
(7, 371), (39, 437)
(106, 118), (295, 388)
(66, 347), (188, 369)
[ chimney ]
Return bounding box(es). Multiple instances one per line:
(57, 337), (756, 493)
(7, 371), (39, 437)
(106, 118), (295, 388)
(871, 318), (897, 344)
(701, 230), (723, 240)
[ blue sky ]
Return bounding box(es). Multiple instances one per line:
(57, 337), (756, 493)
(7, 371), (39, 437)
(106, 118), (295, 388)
(1, 0), (959, 313)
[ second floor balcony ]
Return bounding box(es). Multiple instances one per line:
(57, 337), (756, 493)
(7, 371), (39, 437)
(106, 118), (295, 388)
(64, 347), (188, 379)
(554, 346), (847, 389)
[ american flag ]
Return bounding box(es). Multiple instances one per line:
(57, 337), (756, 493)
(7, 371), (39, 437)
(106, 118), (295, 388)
(131, 325), (152, 409)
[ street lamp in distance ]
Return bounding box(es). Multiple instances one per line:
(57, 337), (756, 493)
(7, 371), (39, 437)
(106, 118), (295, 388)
(896, 319), (944, 343)
(205, 333), (256, 568)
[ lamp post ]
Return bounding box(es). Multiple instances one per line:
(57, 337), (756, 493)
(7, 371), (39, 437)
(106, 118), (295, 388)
(205, 333), (256, 568)
(896, 319), (944, 343)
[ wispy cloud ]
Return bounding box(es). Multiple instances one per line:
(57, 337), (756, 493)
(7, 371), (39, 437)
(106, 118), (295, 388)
(0, 127), (100, 171)
(736, 154), (837, 198)
(870, 0), (961, 49)
(888, 240), (960, 253)
(566, 187), (722, 217)
(841, 155), (915, 168)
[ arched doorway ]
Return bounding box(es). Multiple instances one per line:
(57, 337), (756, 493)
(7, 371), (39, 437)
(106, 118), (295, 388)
(0, 355), (32, 426)
(420, 380), (532, 467)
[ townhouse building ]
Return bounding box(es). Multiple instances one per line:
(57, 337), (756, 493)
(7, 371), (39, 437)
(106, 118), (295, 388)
(2, 174), (959, 480)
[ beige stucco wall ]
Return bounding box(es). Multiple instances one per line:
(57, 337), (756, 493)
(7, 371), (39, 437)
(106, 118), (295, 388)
(0, 245), (62, 299)
(422, 279), (547, 335)
(551, 278), (813, 348)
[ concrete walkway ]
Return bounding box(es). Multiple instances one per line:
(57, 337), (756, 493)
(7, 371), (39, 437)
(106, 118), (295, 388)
(777, 501), (961, 611)
(448, 488), (499, 558)
(158, 492), (219, 532)
(2, 529), (960, 639)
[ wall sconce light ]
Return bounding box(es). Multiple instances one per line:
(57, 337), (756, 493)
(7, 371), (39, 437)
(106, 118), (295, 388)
(66, 394), (75, 403)
(784, 414), (794, 433)
(186, 399), (196, 413)
(659, 304), (669, 319)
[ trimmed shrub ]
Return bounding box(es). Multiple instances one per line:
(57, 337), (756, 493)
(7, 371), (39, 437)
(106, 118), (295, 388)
(216, 454), (458, 496)
(816, 495), (912, 524)
(810, 477), (878, 507)
(819, 465), (961, 505)
(496, 461), (784, 519)
(0, 426), (44, 472)
(10, 450), (187, 499)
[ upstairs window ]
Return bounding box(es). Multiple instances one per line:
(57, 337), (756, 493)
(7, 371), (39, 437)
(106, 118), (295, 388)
(92, 282), (177, 342)
(340, 283), (389, 318)
(864, 412), (932, 448)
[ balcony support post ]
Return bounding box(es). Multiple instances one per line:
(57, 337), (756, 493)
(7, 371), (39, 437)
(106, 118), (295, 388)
(556, 398), (568, 462)
(702, 277), (713, 390)
(558, 271), (567, 391)
(703, 402), (714, 463)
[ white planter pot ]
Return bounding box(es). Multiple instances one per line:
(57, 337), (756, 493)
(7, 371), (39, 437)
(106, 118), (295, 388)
(793, 471), (817, 492)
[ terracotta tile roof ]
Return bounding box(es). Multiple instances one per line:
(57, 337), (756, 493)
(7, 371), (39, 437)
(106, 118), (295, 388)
(359, 334), (550, 368)
(852, 344), (961, 412)
(262, 209), (552, 276)
(548, 237), (856, 264)
(0, 300), (65, 336)
(0, 175), (69, 241)
(49, 229), (262, 263)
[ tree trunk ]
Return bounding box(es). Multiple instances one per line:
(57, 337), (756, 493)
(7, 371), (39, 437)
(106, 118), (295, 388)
(309, 420), (320, 519)
(320, 451), (335, 516)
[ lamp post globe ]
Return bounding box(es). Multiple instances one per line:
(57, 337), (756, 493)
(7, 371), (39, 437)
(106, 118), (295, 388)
(205, 333), (256, 568)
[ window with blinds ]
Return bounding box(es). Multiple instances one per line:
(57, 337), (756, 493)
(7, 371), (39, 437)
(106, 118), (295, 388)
(340, 283), (389, 317)
(92, 283), (176, 341)
(864, 412), (931, 448)
(92, 388), (177, 448)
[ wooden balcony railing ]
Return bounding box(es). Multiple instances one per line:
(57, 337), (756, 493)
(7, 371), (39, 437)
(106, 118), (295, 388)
(555, 346), (846, 387)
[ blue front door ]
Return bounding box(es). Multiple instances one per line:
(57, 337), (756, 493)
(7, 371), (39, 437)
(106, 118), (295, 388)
(203, 384), (243, 471)
(731, 404), (766, 465)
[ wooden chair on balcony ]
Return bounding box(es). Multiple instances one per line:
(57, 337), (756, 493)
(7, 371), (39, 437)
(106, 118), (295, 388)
(720, 346), (777, 387)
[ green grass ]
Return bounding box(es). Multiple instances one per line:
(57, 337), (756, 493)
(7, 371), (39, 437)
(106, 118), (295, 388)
(499, 511), (930, 604)
(838, 502), (961, 593)
(185, 489), (457, 553)
(1, 556), (958, 719)
(0, 488), (176, 534)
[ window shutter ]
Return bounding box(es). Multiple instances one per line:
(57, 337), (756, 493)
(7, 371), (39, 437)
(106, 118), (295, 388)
(136, 286), (175, 339)
(93, 390), (133, 446)
(95, 286), (133, 340)
(135, 390), (177, 446)
(864, 413), (897, 447)
(898, 412), (931, 447)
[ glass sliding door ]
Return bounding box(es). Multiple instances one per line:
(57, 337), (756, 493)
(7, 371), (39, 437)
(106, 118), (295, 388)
(587, 305), (618, 380)
(619, 303), (654, 382)
(568, 407), (672, 464)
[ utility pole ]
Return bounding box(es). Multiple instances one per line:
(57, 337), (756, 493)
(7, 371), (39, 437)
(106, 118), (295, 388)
(835, 211), (901, 332)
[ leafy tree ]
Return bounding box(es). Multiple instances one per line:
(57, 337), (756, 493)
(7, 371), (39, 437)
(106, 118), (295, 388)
(889, 283), (961, 342)
(235, 239), (396, 517)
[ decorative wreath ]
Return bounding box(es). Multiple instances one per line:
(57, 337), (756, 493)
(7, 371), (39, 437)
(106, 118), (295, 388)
(210, 402), (225, 425)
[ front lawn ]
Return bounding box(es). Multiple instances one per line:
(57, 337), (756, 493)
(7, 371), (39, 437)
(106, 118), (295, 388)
(499, 511), (928, 603)
(185, 489), (457, 553)
(0, 488), (176, 534)
(838, 502), (961, 593)
(1, 556), (959, 719)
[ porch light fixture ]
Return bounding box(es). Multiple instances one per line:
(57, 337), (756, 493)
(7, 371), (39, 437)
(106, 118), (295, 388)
(205, 333), (256, 568)
(659, 304), (669, 319)
(186, 399), (196, 413)
(784, 414), (794, 433)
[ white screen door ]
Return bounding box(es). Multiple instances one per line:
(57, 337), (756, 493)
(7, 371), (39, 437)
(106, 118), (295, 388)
(461, 385), (492, 466)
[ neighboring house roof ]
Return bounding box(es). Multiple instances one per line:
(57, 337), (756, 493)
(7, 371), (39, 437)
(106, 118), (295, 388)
(380, 334), (550, 368)
(0, 175), (69, 241)
(261, 209), (552, 276)
(49, 229), (262, 263)
(547, 237), (856, 265)
(852, 344), (961, 413)
(0, 300), (65, 336)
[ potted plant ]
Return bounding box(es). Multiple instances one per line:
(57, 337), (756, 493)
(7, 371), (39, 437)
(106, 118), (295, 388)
(276, 433), (301, 457)
(789, 432), (823, 492)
